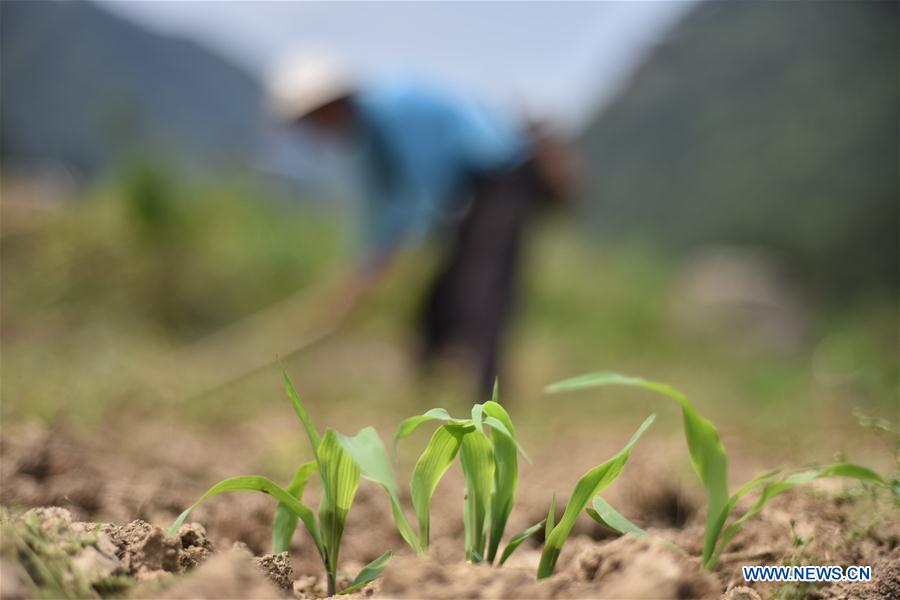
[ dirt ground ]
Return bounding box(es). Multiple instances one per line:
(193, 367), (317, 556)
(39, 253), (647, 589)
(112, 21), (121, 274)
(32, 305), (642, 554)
(1, 420), (897, 600)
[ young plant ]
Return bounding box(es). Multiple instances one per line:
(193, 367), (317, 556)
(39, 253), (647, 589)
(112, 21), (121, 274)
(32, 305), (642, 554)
(546, 372), (889, 569)
(336, 412), (466, 556)
(168, 371), (390, 596)
(340, 382), (541, 566)
(536, 414), (655, 578)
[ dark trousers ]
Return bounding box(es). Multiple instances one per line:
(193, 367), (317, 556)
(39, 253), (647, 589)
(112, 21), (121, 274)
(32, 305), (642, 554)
(419, 160), (546, 400)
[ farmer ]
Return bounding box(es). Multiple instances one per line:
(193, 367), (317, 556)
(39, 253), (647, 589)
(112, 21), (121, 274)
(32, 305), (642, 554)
(269, 53), (572, 398)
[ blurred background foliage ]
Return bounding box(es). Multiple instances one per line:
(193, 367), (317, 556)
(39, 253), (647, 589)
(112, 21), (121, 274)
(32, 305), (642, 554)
(2, 169), (895, 449)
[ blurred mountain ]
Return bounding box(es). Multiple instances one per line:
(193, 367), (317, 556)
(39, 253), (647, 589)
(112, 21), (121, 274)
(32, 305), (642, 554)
(0, 0), (264, 174)
(579, 0), (898, 296)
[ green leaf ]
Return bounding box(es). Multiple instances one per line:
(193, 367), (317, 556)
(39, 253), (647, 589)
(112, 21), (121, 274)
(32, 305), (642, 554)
(459, 430), (494, 562)
(498, 519), (544, 566)
(482, 416), (531, 464)
(338, 427), (421, 553)
(500, 519), (546, 566)
(394, 408), (469, 445)
(813, 462), (885, 484)
(168, 475), (323, 560)
(410, 424), (468, 547)
(481, 400), (514, 436)
(547, 373), (728, 567)
(339, 551), (393, 595)
(700, 468), (781, 567)
(282, 369), (321, 454)
(272, 461), (318, 553)
(537, 414), (655, 578)
(471, 404), (485, 436)
(706, 462), (886, 568)
(317, 429), (360, 578)
(587, 496), (645, 537)
(481, 401), (520, 564)
(545, 494), (556, 540)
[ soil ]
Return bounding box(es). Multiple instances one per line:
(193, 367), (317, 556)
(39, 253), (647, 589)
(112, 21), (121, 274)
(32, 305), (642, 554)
(1, 423), (897, 599)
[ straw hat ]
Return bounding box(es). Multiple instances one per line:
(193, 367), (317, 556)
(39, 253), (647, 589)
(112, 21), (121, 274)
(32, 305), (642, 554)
(267, 51), (354, 122)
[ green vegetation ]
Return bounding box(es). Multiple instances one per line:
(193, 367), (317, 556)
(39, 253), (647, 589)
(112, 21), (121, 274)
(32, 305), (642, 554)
(168, 371), (388, 596)
(3, 170), (896, 443)
(341, 382), (542, 566)
(537, 413), (655, 578)
(3, 3), (897, 596)
(547, 372), (891, 569)
(168, 367), (891, 589)
(1, 169), (345, 424)
(167, 372), (663, 585)
(3, 170), (897, 592)
(166, 374), (545, 592)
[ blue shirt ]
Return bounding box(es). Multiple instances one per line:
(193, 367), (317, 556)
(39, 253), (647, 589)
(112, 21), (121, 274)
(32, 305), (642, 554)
(353, 79), (527, 256)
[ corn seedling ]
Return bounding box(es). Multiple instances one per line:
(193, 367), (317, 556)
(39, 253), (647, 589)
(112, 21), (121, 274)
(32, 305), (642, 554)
(340, 382), (541, 566)
(546, 372), (889, 569)
(536, 414), (655, 578)
(168, 371), (390, 596)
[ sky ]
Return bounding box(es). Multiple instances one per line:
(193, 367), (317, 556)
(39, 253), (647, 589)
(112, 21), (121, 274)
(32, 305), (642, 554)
(97, 1), (698, 132)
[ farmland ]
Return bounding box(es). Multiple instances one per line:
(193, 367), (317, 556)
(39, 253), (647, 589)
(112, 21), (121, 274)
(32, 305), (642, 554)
(1, 174), (897, 599)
